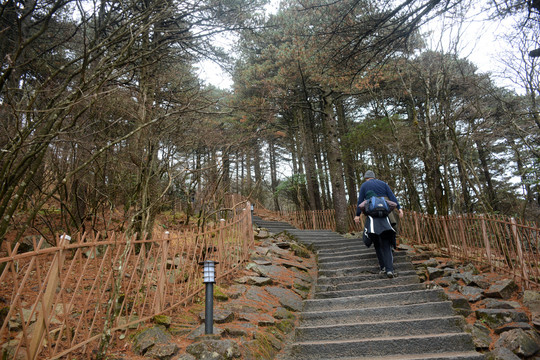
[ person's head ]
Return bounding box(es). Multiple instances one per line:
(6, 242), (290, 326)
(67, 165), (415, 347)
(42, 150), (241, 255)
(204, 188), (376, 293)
(364, 170), (375, 180)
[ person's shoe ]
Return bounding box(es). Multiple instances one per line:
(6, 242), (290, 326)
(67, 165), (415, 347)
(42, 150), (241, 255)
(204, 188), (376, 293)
(386, 271), (395, 278)
(379, 267), (386, 275)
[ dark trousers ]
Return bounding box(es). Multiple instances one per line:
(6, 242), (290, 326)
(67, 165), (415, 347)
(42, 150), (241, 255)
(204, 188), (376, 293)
(372, 234), (394, 272)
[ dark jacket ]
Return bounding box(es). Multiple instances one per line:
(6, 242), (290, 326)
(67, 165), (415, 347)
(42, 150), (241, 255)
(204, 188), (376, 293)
(362, 215), (396, 248)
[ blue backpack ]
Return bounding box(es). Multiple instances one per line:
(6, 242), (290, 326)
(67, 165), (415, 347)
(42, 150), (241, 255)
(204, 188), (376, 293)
(365, 196), (390, 217)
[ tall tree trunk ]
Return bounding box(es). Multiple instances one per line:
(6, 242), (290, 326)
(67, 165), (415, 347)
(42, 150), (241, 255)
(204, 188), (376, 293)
(335, 97), (357, 205)
(299, 107), (322, 210)
(418, 103), (448, 215)
(476, 140), (498, 211)
(253, 140), (262, 203)
(222, 149), (230, 193)
(245, 151), (252, 196)
(322, 90), (348, 233)
(268, 139), (280, 211)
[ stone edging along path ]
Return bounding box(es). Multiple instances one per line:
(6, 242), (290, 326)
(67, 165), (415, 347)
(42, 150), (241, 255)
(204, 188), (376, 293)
(120, 217), (540, 360)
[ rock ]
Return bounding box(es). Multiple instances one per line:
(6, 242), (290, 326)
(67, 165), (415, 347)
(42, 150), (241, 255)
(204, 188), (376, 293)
(461, 263), (479, 274)
(153, 314), (172, 327)
(291, 267), (312, 283)
(132, 326), (172, 355)
(396, 243), (415, 252)
(186, 339), (241, 359)
(523, 290), (540, 303)
(255, 230), (270, 239)
(411, 253), (432, 261)
(146, 343), (179, 360)
(235, 276), (272, 286)
(222, 323), (256, 338)
(522, 290), (540, 329)
(423, 258), (440, 268)
(485, 279), (518, 299)
(469, 275), (491, 289)
(21, 307), (37, 324)
(226, 285), (246, 299)
(199, 309), (234, 324)
(465, 322), (492, 349)
(236, 312), (275, 326)
(478, 299), (520, 310)
(172, 354), (196, 360)
(442, 267), (457, 276)
(276, 318), (295, 334)
(290, 243), (310, 258)
(427, 267), (444, 280)
(166, 256), (187, 269)
(254, 246), (270, 256)
(265, 286), (303, 312)
(275, 242), (291, 249)
(495, 322), (534, 334)
(117, 315), (140, 329)
(446, 292), (472, 310)
(460, 286), (484, 302)
(485, 347), (521, 360)
(435, 276), (457, 288)
(0, 339), (27, 360)
(169, 324), (194, 337)
(245, 287), (275, 306)
(274, 307), (295, 320)
(255, 330), (283, 350)
(494, 328), (540, 357)
(187, 325), (224, 340)
(253, 259), (272, 265)
(476, 309), (529, 328)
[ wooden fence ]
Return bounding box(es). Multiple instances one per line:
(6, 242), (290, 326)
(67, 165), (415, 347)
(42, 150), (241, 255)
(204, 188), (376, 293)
(400, 211), (540, 289)
(278, 206), (365, 233)
(0, 202), (254, 360)
(275, 206), (540, 289)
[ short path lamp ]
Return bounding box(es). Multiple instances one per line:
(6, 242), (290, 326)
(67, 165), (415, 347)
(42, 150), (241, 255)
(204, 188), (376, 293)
(199, 260), (219, 334)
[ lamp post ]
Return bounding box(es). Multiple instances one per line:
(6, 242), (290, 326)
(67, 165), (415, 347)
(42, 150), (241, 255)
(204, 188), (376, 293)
(199, 260), (218, 334)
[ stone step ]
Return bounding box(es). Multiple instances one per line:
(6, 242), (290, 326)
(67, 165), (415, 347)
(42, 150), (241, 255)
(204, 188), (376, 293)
(253, 217), (296, 232)
(288, 333), (477, 359)
(317, 243), (373, 256)
(319, 254), (411, 271)
(299, 301), (457, 327)
(285, 351), (485, 360)
(317, 274), (420, 292)
(318, 262), (415, 278)
(294, 316), (468, 342)
(257, 222), (484, 360)
(303, 289), (447, 312)
(315, 282), (426, 299)
(316, 269), (418, 286)
(318, 250), (408, 263)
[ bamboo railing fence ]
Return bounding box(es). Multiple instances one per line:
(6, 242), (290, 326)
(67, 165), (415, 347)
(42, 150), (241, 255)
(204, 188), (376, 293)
(275, 206), (540, 289)
(400, 211), (540, 289)
(0, 201), (254, 360)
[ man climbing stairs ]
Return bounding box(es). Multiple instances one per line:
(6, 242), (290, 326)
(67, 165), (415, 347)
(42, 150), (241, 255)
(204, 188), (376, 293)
(253, 217), (484, 360)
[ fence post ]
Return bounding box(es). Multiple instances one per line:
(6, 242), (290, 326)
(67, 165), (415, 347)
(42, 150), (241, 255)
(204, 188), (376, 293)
(441, 216), (452, 257)
(155, 232), (169, 313)
(481, 215), (493, 271)
(458, 215), (467, 259)
(511, 217), (529, 287)
(414, 212), (421, 244)
(29, 235), (67, 360)
(312, 212), (316, 230)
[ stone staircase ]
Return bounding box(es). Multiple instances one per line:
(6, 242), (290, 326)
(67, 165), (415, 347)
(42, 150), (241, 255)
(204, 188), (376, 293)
(252, 217), (485, 360)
